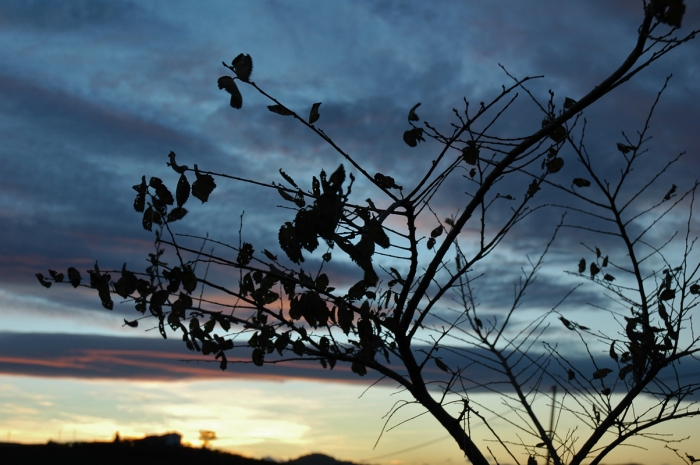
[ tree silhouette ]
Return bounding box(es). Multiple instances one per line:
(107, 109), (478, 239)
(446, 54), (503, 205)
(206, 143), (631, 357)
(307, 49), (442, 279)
(39, 3), (700, 465)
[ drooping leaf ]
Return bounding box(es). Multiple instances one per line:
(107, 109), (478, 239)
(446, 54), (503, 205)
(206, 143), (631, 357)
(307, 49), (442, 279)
(124, 319), (138, 328)
(578, 258), (586, 274)
(602, 255), (608, 267)
(430, 225), (444, 238)
(660, 288), (676, 301)
(604, 273), (615, 282)
(132, 176), (147, 213)
(309, 102), (322, 124)
(559, 316), (573, 330)
(268, 104), (294, 116)
(573, 178), (591, 188)
(609, 341), (619, 362)
(366, 219), (390, 249)
(434, 358), (449, 372)
(427, 237), (436, 250)
(232, 53), (253, 82)
(619, 364), (634, 380)
(277, 187), (296, 203)
(182, 265), (197, 293)
(48, 270), (64, 283)
(408, 102), (421, 121)
(279, 222), (304, 264)
(590, 262), (600, 279)
(191, 165), (216, 203)
(176, 174), (190, 207)
(592, 368), (613, 380)
(217, 76), (242, 109)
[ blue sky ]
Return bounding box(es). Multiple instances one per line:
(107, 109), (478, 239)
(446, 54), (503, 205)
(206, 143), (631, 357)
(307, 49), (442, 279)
(1, 1), (700, 464)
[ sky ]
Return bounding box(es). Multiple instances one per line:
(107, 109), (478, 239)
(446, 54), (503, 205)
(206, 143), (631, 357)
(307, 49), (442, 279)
(1, 1), (700, 464)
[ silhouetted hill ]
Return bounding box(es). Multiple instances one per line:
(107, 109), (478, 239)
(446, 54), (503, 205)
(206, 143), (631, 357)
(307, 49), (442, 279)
(0, 439), (365, 465)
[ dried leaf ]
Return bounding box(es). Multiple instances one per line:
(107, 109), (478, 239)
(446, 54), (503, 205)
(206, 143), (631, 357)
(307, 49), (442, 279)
(309, 102), (322, 124)
(573, 178), (591, 188)
(408, 102), (421, 121)
(231, 53), (253, 82)
(268, 104), (294, 116)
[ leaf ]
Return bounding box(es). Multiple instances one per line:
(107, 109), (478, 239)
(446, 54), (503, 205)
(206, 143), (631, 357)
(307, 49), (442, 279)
(663, 184), (677, 201)
(431, 225), (444, 238)
(67, 267), (82, 288)
(124, 319), (138, 328)
(619, 364), (634, 380)
(167, 207), (188, 223)
(176, 174), (190, 207)
(609, 341), (618, 362)
(217, 351), (228, 371)
(542, 119), (567, 143)
(309, 102), (322, 124)
(578, 258), (586, 274)
(132, 176), (147, 213)
(232, 53), (253, 82)
(567, 369), (575, 380)
(596, 247), (601, 258)
(427, 237), (436, 250)
(277, 187), (296, 203)
(182, 265), (197, 293)
(616, 142), (635, 154)
(604, 273), (615, 282)
(192, 165), (216, 203)
(462, 142), (479, 165)
(527, 179), (540, 198)
(563, 97), (577, 109)
(48, 270), (64, 283)
(434, 358), (449, 372)
(322, 252), (332, 262)
(36, 273), (51, 288)
(651, 0), (686, 28)
(366, 219), (390, 249)
(315, 273), (329, 291)
(601, 387), (611, 396)
(237, 242), (254, 266)
(660, 288), (676, 301)
(268, 104), (294, 116)
(602, 255), (608, 267)
(559, 316), (573, 330)
(374, 173), (402, 190)
(469, 168), (476, 178)
(592, 368), (613, 380)
(546, 157), (564, 174)
(690, 283), (700, 295)
(408, 102), (421, 121)
(279, 169), (299, 188)
(154, 183), (174, 206)
(263, 249), (278, 261)
(573, 178), (591, 188)
(590, 262), (600, 279)
(403, 127), (424, 147)
(217, 76), (242, 109)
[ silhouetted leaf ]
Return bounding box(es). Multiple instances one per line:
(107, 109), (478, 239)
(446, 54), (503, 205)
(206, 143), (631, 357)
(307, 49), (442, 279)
(279, 169), (299, 188)
(36, 273), (51, 288)
(609, 341), (619, 361)
(192, 165), (216, 203)
(132, 176), (147, 213)
(462, 142), (479, 165)
(322, 252), (332, 262)
(408, 102), (421, 121)
(434, 358), (449, 372)
(427, 237), (436, 250)
(167, 207), (188, 223)
(690, 283), (700, 295)
(182, 265), (197, 293)
(232, 53), (253, 82)
(563, 97), (577, 109)
(277, 187), (296, 203)
(431, 225), (444, 238)
(573, 178), (591, 188)
(559, 316), (573, 330)
(366, 219), (390, 248)
(124, 319), (138, 328)
(279, 222), (304, 264)
(469, 168), (476, 178)
(604, 273), (615, 282)
(619, 364), (634, 380)
(651, 0), (686, 28)
(268, 104), (294, 116)
(218, 76), (242, 109)
(660, 288), (676, 301)
(568, 369), (575, 380)
(593, 368), (613, 380)
(351, 361), (367, 376)
(590, 262), (600, 278)
(601, 387), (611, 396)
(578, 258), (586, 274)
(292, 340), (305, 356)
(48, 270), (64, 283)
(67, 267), (81, 288)
(252, 348), (265, 366)
(309, 102), (322, 124)
(616, 142), (635, 154)
(527, 179), (540, 198)
(546, 157), (564, 173)
(176, 174), (190, 207)
(542, 119), (567, 142)
(237, 242), (254, 266)
(216, 351), (228, 371)
(602, 255), (608, 267)
(374, 173), (402, 190)
(167, 151), (188, 174)
(114, 264), (138, 298)
(403, 127), (424, 147)
(663, 184), (677, 201)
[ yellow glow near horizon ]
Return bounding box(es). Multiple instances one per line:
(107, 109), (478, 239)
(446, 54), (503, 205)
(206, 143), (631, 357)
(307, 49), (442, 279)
(0, 374), (695, 465)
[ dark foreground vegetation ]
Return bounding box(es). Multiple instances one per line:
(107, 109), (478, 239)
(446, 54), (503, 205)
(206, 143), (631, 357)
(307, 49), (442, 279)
(0, 436), (358, 465)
